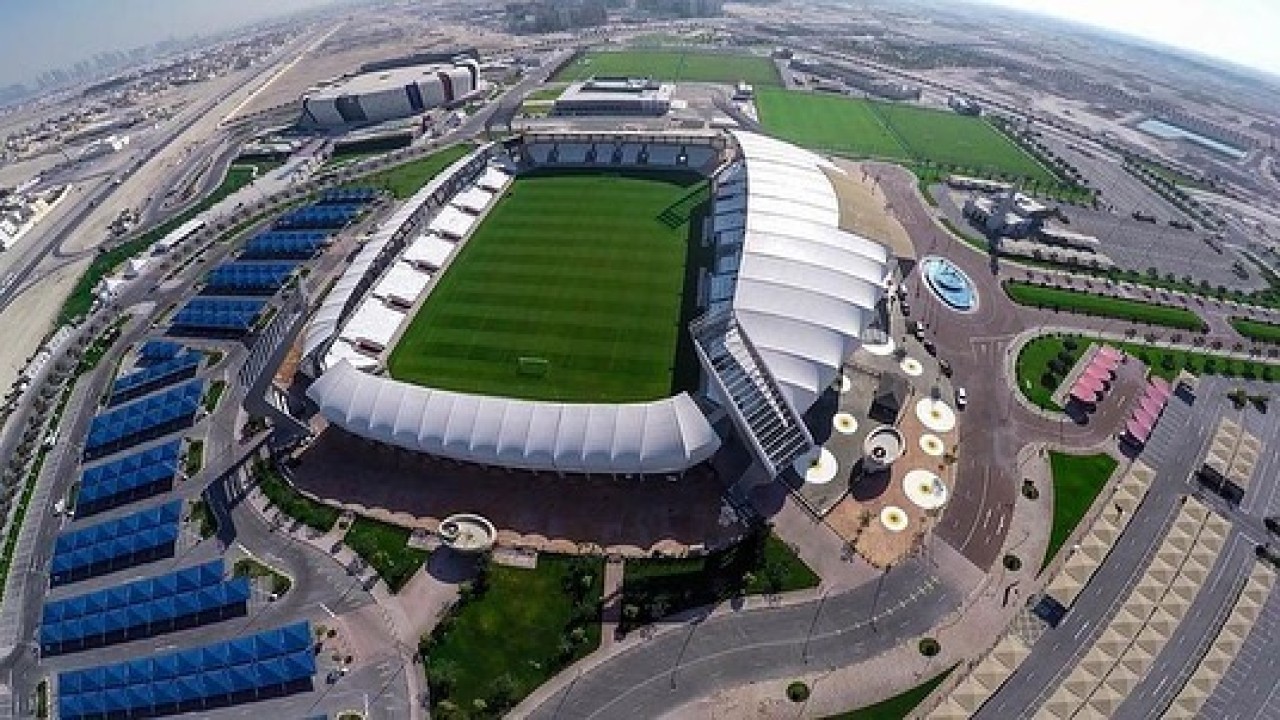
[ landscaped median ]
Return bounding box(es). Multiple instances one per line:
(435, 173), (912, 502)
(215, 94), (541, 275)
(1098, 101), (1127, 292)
(1015, 333), (1280, 413)
(1043, 451), (1119, 571)
(343, 517), (428, 593)
(1003, 280), (1208, 332)
(251, 458), (339, 533)
(422, 555), (603, 718)
(823, 665), (955, 719)
(1230, 316), (1280, 344)
(619, 526), (819, 633)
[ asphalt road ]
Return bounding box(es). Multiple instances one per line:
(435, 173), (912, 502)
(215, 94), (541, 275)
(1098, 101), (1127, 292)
(527, 559), (959, 719)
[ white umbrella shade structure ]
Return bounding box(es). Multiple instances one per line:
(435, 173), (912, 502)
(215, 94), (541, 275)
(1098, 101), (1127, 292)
(903, 469), (950, 510)
(880, 505), (910, 533)
(915, 398), (957, 433)
(863, 337), (896, 356)
(833, 413), (858, 435)
(900, 357), (924, 376)
(919, 433), (945, 457)
(793, 447), (839, 485)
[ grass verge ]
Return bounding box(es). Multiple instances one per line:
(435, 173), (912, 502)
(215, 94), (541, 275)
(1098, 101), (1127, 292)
(251, 459), (339, 533)
(233, 556), (292, 596)
(344, 517), (428, 593)
(358, 144), (473, 199)
(202, 380), (226, 413)
(1044, 451), (1118, 570)
(620, 527), (818, 631)
(1004, 281), (1207, 332)
(554, 50), (780, 86)
(189, 498), (217, 539)
(184, 439), (204, 476)
(1014, 335), (1089, 411)
(1231, 317), (1280, 344)
(423, 555), (603, 717)
(59, 165), (257, 323)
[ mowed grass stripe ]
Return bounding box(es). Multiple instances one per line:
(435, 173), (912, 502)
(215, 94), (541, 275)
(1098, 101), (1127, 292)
(553, 50), (781, 87)
(388, 170), (706, 402)
(756, 87), (1060, 184)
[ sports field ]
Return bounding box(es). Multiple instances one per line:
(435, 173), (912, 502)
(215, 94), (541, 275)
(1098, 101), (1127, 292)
(387, 170), (707, 402)
(755, 87), (1058, 184)
(553, 50), (781, 87)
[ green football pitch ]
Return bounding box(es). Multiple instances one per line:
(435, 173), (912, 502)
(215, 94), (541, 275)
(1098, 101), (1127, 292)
(553, 50), (781, 87)
(754, 87), (1058, 184)
(387, 170), (708, 403)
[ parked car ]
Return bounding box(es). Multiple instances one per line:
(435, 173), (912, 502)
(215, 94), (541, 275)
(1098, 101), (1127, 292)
(911, 320), (925, 339)
(955, 387), (968, 409)
(938, 359), (953, 377)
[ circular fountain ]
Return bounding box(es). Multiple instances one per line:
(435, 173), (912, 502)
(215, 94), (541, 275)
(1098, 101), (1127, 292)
(920, 256), (978, 312)
(437, 514), (497, 554)
(902, 469), (950, 511)
(863, 426), (905, 472)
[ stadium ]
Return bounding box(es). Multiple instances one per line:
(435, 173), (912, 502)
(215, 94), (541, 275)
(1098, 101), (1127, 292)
(300, 130), (891, 480)
(299, 58), (480, 128)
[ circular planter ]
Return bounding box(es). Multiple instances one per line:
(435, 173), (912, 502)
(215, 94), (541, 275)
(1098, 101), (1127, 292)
(1003, 555), (1022, 572)
(1021, 481), (1040, 500)
(918, 637), (941, 657)
(786, 681), (811, 703)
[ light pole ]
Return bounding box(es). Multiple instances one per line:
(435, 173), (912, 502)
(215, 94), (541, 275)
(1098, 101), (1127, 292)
(802, 588), (829, 664)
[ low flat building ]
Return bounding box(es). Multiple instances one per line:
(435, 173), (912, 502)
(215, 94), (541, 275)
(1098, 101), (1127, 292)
(552, 77), (674, 117)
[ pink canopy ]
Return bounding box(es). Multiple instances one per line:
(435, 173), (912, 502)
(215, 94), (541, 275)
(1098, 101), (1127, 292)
(1126, 416), (1154, 442)
(1070, 385), (1099, 404)
(1084, 363), (1112, 383)
(1097, 345), (1124, 362)
(1139, 394), (1165, 418)
(1131, 405), (1159, 428)
(1148, 377), (1172, 400)
(1074, 375), (1104, 396)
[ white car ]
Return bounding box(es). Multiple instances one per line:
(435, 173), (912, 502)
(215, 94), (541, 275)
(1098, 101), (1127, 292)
(955, 387), (968, 409)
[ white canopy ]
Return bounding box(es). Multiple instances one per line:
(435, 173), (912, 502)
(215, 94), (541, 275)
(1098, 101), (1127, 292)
(429, 206), (478, 239)
(308, 361), (721, 475)
(372, 262), (432, 307)
(452, 186), (495, 214)
(725, 131), (890, 410)
(402, 233), (457, 270)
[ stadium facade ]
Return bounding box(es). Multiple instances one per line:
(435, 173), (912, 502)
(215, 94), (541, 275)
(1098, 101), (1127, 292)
(301, 131), (890, 479)
(300, 59), (480, 128)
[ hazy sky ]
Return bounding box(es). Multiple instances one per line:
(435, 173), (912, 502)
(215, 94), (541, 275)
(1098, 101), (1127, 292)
(0, 0), (342, 87)
(977, 0), (1280, 76)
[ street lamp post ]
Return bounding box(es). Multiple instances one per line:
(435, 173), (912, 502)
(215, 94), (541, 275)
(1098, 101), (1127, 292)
(802, 588), (829, 664)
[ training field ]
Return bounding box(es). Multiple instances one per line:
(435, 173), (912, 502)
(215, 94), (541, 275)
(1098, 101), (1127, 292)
(387, 170), (707, 403)
(554, 50), (781, 87)
(755, 87), (1058, 184)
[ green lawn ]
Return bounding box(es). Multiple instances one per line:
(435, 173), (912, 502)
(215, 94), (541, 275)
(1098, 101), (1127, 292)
(423, 555), (603, 717)
(388, 169), (707, 402)
(59, 164), (258, 323)
(1014, 335), (1090, 411)
(233, 556), (292, 596)
(1003, 281), (1207, 332)
(554, 50), (781, 86)
(621, 528), (819, 630)
(1044, 451), (1119, 570)
(251, 459), (339, 533)
(877, 103), (1053, 181)
(1231, 317), (1280, 344)
(189, 498), (217, 539)
(755, 88), (1059, 185)
(822, 667), (954, 719)
(358, 144), (473, 199)
(344, 517), (428, 593)
(755, 88), (905, 159)
(524, 84), (567, 102)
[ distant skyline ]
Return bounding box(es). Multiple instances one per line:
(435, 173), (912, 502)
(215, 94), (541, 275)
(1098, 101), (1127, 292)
(975, 0), (1280, 77)
(0, 0), (345, 87)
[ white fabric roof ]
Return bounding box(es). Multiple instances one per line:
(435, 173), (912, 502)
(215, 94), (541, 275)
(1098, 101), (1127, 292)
(325, 341), (380, 371)
(403, 234), (457, 270)
(339, 300), (404, 351)
(372, 262), (431, 306)
(477, 166), (512, 192)
(429, 206), (478, 239)
(452, 186), (495, 214)
(302, 144), (487, 361)
(727, 130), (890, 410)
(308, 361), (721, 474)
